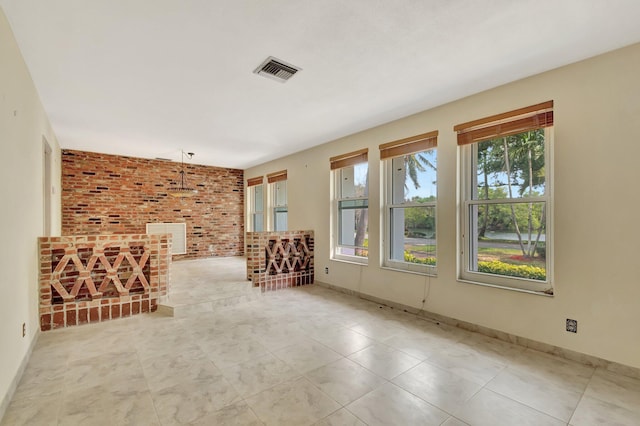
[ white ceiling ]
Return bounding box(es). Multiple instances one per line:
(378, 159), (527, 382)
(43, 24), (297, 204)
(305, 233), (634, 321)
(3, 0), (640, 169)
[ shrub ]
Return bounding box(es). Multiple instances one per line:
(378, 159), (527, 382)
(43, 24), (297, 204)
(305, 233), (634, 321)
(406, 231), (426, 238)
(477, 260), (546, 281)
(404, 252), (436, 266)
(535, 244), (546, 259)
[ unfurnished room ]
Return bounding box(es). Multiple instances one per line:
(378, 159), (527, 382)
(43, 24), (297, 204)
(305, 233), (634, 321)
(1, 1), (640, 425)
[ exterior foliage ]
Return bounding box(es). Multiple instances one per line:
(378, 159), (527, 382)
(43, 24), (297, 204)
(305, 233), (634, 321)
(404, 252), (436, 266)
(477, 260), (546, 281)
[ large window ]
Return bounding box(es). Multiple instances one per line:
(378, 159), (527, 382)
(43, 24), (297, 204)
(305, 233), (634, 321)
(267, 170), (288, 231)
(456, 101), (553, 293)
(247, 176), (264, 231)
(330, 149), (369, 262)
(381, 131), (437, 273)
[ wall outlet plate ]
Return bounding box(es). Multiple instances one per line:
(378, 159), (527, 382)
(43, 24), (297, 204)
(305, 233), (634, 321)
(566, 318), (578, 333)
(324, 267), (329, 274)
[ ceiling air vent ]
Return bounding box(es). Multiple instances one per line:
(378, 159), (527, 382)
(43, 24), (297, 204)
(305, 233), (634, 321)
(253, 56), (301, 83)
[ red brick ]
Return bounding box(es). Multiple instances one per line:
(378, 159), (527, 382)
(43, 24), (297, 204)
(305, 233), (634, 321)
(53, 312), (65, 328)
(78, 308), (88, 324)
(66, 309), (77, 326)
(111, 304), (120, 319)
(89, 307), (99, 322)
(101, 305), (110, 320)
(132, 301), (140, 315)
(40, 314), (51, 331)
(122, 303), (131, 317)
(141, 300), (149, 313)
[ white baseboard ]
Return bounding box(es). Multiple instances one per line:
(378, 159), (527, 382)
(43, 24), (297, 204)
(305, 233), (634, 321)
(0, 330), (39, 422)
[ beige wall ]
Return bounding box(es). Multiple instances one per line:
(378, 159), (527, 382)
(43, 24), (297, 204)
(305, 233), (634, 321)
(0, 7), (61, 413)
(246, 42), (640, 369)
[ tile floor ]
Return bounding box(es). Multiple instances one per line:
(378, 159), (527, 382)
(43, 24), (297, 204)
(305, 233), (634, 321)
(3, 257), (640, 425)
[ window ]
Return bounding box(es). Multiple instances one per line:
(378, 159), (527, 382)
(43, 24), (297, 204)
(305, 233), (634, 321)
(247, 176), (264, 231)
(380, 131), (437, 273)
(456, 101), (553, 293)
(330, 149), (368, 262)
(267, 170), (287, 231)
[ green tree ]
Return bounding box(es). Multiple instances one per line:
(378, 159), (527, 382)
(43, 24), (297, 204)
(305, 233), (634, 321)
(479, 130), (545, 258)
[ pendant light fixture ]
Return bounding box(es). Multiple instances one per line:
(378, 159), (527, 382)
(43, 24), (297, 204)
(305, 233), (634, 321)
(168, 150), (197, 197)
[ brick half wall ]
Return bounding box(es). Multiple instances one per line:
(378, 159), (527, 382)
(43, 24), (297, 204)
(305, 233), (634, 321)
(246, 230), (314, 291)
(39, 234), (171, 330)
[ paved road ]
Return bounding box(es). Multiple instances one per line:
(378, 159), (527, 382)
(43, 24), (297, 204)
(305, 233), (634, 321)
(405, 236), (532, 250)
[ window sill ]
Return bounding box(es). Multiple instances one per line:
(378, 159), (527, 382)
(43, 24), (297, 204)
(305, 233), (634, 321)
(381, 265), (437, 277)
(331, 256), (368, 266)
(456, 278), (554, 297)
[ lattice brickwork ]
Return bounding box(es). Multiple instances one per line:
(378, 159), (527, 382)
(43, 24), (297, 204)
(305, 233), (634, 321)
(39, 234), (171, 330)
(246, 230), (314, 292)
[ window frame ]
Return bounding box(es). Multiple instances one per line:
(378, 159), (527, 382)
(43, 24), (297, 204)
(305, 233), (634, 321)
(380, 131), (438, 275)
(330, 149), (369, 264)
(247, 177), (265, 232)
(267, 170), (289, 232)
(457, 102), (554, 294)
(271, 179), (287, 231)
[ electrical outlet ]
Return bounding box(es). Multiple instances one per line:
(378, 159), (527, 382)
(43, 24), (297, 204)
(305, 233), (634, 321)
(324, 267), (329, 274)
(22, 322), (26, 337)
(566, 318), (577, 333)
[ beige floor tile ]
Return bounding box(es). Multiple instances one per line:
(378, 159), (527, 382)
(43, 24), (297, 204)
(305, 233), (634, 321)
(143, 351), (221, 392)
(201, 337), (270, 369)
(487, 363), (585, 421)
(273, 339), (343, 373)
(346, 382), (449, 426)
(315, 408), (367, 426)
(11, 366), (65, 401)
(59, 384), (114, 426)
(245, 377), (340, 426)
(348, 343), (421, 380)
(150, 377), (241, 425)
(455, 389), (566, 426)
(306, 358), (386, 405)
(583, 368), (640, 415)
(441, 416), (471, 426)
(507, 348), (595, 389)
(0, 394), (60, 426)
(220, 353), (300, 397)
(251, 323), (311, 351)
(427, 343), (506, 385)
(392, 360), (482, 414)
(64, 349), (142, 391)
(570, 394), (640, 426)
(109, 390), (161, 426)
(310, 326), (376, 356)
(349, 320), (406, 341)
(382, 333), (455, 361)
(457, 332), (526, 362)
(190, 400), (263, 425)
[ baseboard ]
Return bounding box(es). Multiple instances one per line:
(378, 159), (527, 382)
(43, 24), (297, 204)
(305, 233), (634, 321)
(314, 280), (640, 381)
(0, 330), (39, 422)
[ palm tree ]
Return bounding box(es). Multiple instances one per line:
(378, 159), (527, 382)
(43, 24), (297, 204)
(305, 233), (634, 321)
(404, 152), (436, 190)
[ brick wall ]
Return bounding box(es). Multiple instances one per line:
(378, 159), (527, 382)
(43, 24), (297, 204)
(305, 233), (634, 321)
(62, 150), (244, 259)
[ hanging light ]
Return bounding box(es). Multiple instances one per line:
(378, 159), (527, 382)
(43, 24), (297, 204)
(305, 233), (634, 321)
(168, 151), (197, 197)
